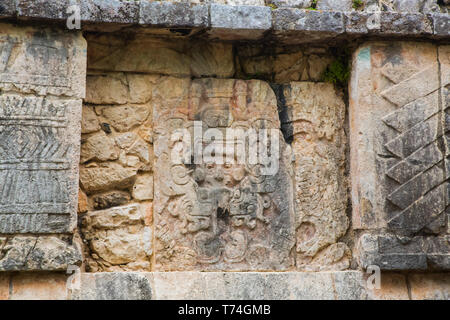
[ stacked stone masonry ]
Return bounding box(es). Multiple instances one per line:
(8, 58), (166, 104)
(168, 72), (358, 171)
(0, 0), (449, 300)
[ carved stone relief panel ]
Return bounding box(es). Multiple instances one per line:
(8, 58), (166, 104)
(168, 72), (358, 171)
(153, 78), (296, 271)
(350, 42), (449, 270)
(0, 24), (85, 270)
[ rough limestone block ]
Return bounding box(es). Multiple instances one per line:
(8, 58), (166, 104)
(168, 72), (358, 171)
(16, 0), (76, 20)
(72, 271), (370, 300)
(153, 78), (296, 271)
(0, 236), (81, 271)
(378, 12), (433, 35)
(350, 42), (450, 270)
(0, 0), (15, 17)
(80, 0), (140, 24)
(317, 0), (353, 11)
(267, 0), (313, 8)
(430, 13), (450, 37)
(273, 8), (345, 44)
(0, 24), (85, 237)
(209, 4), (272, 40)
(280, 83), (349, 268)
(409, 274), (450, 300)
(71, 273), (153, 300)
(140, 1), (209, 28)
(81, 204), (152, 271)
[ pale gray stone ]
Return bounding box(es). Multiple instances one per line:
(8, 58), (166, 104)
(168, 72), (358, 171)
(73, 271), (378, 300)
(80, 0), (139, 24)
(0, 236), (81, 271)
(209, 4), (272, 40)
(273, 8), (345, 43)
(267, 0), (313, 8)
(317, 0), (353, 11)
(431, 13), (450, 36)
(72, 273), (152, 300)
(140, 1), (209, 28)
(0, 0), (15, 17)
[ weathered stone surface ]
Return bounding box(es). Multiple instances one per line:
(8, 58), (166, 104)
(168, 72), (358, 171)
(0, 236), (81, 271)
(378, 12), (433, 35)
(268, 0), (313, 8)
(96, 104), (150, 132)
(79, 163), (137, 194)
(0, 274), (9, 299)
(81, 106), (100, 134)
(431, 13), (450, 37)
(317, 0), (353, 11)
(153, 78), (296, 271)
(87, 34), (234, 77)
(209, 4), (272, 40)
(16, 0), (73, 20)
(71, 273), (152, 300)
(78, 189), (89, 213)
(0, 25), (85, 236)
(236, 46), (332, 83)
(81, 204), (152, 271)
(140, 1), (208, 28)
(0, 24), (86, 97)
(409, 273), (450, 300)
(350, 42), (450, 270)
(280, 82), (348, 264)
(366, 273), (410, 300)
(10, 273), (68, 300)
(92, 190), (131, 210)
(80, 131), (119, 163)
(273, 9), (345, 44)
(80, 0), (139, 24)
(132, 174), (154, 201)
(0, 0), (15, 17)
(85, 74), (129, 105)
(72, 271), (372, 300)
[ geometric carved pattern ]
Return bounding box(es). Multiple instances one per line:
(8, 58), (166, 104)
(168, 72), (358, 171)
(0, 23), (85, 235)
(380, 68), (448, 236)
(0, 95), (75, 233)
(351, 42), (450, 270)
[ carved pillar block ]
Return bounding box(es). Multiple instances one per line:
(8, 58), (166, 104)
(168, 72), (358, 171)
(350, 42), (450, 270)
(153, 78), (296, 271)
(0, 24), (86, 271)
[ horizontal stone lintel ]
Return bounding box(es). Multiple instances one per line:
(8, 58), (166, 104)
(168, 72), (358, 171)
(0, 1), (448, 41)
(71, 271), (371, 300)
(69, 271), (450, 300)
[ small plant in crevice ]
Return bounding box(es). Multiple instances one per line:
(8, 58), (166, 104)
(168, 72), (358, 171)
(321, 49), (351, 89)
(352, 0), (363, 9)
(306, 0), (319, 10)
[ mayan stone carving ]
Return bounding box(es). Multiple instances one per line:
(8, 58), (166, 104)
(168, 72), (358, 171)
(153, 78), (296, 271)
(350, 42), (450, 270)
(0, 24), (85, 271)
(0, 24), (85, 234)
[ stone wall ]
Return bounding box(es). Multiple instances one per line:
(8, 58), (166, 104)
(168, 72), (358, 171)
(0, 0), (449, 300)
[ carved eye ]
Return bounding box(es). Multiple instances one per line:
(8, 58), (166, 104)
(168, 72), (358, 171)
(233, 190), (241, 199)
(247, 204), (256, 214)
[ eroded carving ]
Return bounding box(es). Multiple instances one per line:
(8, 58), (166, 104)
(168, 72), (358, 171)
(153, 78), (295, 271)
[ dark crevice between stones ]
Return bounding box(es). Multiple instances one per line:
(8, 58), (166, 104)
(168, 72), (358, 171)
(270, 83), (293, 145)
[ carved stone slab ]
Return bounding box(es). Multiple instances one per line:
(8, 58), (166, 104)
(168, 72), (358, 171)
(350, 42), (450, 270)
(153, 78), (296, 271)
(0, 24), (86, 235)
